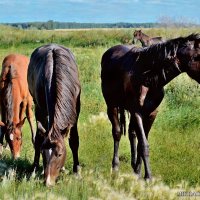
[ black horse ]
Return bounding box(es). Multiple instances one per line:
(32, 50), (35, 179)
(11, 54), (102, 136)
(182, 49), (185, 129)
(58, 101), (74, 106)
(28, 44), (81, 186)
(101, 34), (200, 179)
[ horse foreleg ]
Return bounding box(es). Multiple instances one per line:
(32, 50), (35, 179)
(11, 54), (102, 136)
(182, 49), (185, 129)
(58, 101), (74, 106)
(133, 112), (151, 179)
(19, 99), (27, 122)
(134, 110), (158, 178)
(69, 123), (80, 173)
(134, 142), (143, 177)
(108, 107), (121, 171)
(26, 98), (35, 145)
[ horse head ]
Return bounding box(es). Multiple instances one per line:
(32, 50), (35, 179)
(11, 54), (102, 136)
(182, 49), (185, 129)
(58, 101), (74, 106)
(132, 30), (142, 44)
(133, 30), (142, 39)
(38, 121), (66, 187)
(177, 34), (200, 83)
(3, 118), (26, 159)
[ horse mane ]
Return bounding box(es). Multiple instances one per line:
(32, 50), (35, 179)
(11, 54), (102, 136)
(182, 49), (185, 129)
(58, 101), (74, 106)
(131, 33), (200, 72)
(45, 45), (81, 140)
(0, 65), (16, 126)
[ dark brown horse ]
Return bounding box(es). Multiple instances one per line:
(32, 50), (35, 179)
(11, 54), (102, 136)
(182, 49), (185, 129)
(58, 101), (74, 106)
(133, 30), (163, 47)
(0, 54), (35, 159)
(101, 34), (200, 179)
(28, 44), (81, 186)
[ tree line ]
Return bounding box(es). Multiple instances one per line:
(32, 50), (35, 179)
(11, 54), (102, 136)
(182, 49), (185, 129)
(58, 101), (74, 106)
(2, 21), (159, 30)
(2, 19), (199, 30)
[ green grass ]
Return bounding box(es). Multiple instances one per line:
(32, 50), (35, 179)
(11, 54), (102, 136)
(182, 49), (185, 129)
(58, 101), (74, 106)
(0, 26), (200, 199)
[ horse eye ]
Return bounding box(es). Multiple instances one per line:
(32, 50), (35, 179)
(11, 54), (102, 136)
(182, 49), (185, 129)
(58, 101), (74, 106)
(58, 153), (62, 157)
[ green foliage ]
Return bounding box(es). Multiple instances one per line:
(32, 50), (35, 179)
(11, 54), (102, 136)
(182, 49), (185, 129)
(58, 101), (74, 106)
(0, 26), (200, 199)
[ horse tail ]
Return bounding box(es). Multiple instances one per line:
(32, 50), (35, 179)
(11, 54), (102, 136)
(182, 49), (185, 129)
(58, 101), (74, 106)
(1, 65), (15, 125)
(43, 49), (56, 137)
(119, 107), (126, 135)
(44, 46), (80, 141)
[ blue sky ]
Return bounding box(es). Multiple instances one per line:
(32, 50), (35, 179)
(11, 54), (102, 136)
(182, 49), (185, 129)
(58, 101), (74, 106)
(0, 0), (199, 23)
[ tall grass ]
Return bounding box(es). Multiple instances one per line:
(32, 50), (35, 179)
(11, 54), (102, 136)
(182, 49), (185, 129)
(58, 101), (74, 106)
(1, 25), (200, 48)
(0, 26), (200, 199)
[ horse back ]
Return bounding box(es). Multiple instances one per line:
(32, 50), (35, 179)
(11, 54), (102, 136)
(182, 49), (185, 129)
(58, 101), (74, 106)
(1, 54), (30, 99)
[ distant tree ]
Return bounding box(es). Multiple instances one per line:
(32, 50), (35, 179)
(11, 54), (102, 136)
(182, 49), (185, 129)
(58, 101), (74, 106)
(157, 16), (199, 28)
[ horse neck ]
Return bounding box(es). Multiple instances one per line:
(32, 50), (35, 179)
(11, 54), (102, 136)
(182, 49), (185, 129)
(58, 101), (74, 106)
(140, 39), (148, 47)
(143, 59), (182, 88)
(140, 33), (150, 47)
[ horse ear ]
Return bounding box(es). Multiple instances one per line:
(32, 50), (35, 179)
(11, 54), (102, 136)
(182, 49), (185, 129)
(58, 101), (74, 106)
(0, 121), (5, 126)
(139, 30), (141, 32)
(16, 117), (26, 129)
(41, 136), (59, 150)
(41, 137), (52, 150)
(37, 121), (46, 135)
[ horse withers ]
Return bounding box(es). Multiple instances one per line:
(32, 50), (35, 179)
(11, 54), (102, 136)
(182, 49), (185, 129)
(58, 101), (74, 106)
(101, 34), (200, 180)
(0, 54), (35, 159)
(28, 44), (81, 186)
(133, 30), (163, 47)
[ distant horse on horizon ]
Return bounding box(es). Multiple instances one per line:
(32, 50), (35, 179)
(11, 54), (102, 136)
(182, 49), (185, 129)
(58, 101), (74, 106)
(101, 34), (200, 179)
(0, 54), (35, 159)
(28, 44), (81, 186)
(133, 30), (163, 47)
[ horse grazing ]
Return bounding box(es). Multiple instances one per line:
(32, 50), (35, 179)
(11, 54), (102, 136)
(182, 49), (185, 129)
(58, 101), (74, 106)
(0, 54), (35, 159)
(101, 34), (200, 179)
(28, 44), (81, 186)
(133, 30), (163, 47)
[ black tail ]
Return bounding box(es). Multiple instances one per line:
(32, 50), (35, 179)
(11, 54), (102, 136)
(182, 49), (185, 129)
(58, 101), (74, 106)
(43, 49), (56, 139)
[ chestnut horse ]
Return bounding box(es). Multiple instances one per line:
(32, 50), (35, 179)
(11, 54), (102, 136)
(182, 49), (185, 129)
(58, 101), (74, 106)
(28, 44), (81, 186)
(133, 30), (163, 47)
(101, 34), (200, 179)
(0, 54), (35, 159)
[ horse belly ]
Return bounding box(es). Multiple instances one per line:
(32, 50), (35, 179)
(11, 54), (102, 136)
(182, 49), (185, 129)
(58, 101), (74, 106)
(102, 79), (124, 107)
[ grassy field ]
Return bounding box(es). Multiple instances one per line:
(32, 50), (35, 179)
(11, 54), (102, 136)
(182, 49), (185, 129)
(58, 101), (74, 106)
(0, 26), (200, 199)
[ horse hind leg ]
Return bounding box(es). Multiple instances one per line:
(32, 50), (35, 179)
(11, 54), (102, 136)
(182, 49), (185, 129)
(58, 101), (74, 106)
(128, 116), (137, 171)
(32, 129), (43, 171)
(69, 123), (80, 173)
(107, 107), (121, 171)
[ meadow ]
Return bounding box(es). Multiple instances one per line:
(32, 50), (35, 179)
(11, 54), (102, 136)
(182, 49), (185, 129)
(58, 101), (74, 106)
(0, 25), (200, 199)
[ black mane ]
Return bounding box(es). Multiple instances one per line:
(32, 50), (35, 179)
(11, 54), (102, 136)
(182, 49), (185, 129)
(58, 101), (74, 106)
(129, 33), (200, 73)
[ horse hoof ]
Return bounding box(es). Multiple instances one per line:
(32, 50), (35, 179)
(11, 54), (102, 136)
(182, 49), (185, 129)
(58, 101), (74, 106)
(74, 166), (82, 179)
(144, 176), (152, 182)
(111, 165), (119, 173)
(31, 164), (39, 172)
(133, 171), (142, 179)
